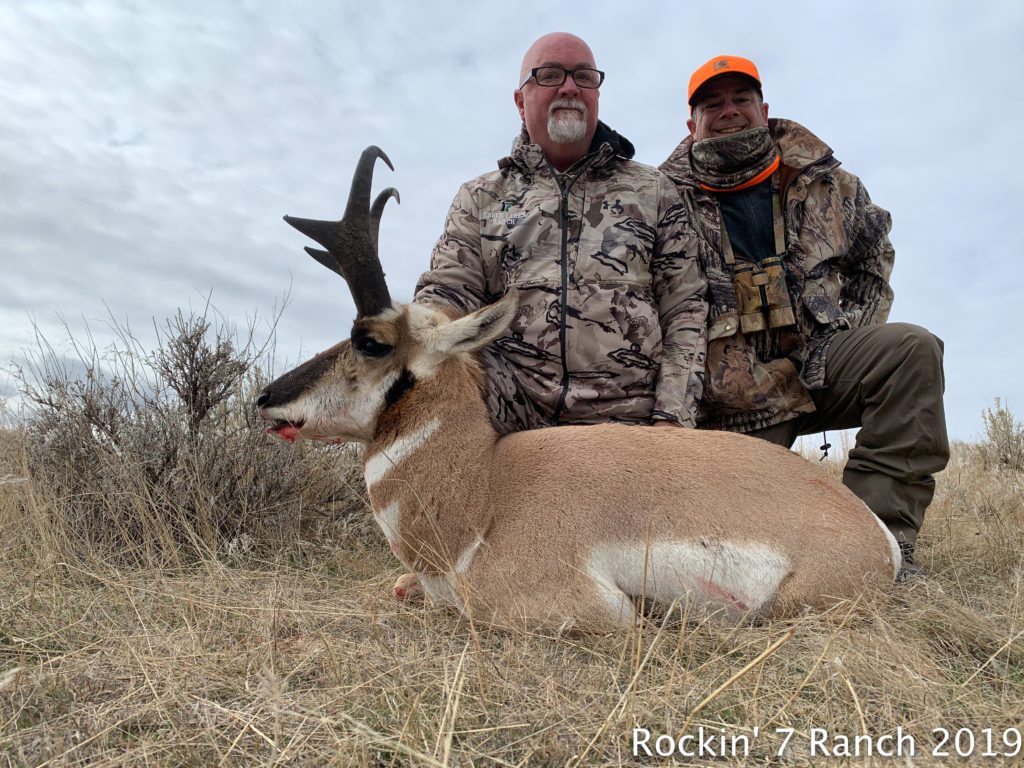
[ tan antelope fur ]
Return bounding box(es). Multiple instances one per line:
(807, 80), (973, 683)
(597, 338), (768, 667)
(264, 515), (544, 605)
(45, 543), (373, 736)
(257, 147), (900, 632)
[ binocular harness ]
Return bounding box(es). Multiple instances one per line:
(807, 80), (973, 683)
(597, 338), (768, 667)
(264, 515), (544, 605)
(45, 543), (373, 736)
(720, 173), (797, 334)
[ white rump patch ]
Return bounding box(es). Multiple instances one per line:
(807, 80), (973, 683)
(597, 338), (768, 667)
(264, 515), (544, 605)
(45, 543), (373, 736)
(866, 502), (902, 582)
(588, 540), (790, 619)
(364, 418), (441, 491)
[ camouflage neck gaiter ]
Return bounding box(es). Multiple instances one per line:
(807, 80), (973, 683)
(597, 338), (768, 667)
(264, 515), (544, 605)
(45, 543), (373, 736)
(690, 127), (778, 191)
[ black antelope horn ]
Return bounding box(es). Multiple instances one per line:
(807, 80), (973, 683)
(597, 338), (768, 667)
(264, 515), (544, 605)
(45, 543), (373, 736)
(370, 187), (400, 249)
(302, 246), (342, 277)
(303, 182), (397, 276)
(283, 145), (396, 318)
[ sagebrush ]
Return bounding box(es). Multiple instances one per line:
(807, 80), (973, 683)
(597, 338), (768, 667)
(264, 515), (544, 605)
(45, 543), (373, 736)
(6, 306), (368, 566)
(979, 397), (1024, 471)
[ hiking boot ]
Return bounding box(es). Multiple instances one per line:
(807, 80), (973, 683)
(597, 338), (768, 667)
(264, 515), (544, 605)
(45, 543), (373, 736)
(895, 541), (924, 584)
(895, 556), (925, 584)
(894, 542), (941, 590)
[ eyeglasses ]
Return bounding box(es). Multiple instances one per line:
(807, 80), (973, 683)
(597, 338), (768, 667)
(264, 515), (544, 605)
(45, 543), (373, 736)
(519, 66), (605, 90)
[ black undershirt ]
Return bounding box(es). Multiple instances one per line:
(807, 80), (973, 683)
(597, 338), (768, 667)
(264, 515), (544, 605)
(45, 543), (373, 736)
(714, 179), (774, 264)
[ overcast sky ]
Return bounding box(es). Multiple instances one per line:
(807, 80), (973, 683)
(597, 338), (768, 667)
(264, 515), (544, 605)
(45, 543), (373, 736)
(2, 1), (1021, 441)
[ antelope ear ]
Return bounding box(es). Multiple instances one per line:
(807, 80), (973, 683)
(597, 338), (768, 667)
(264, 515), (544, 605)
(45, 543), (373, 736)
(427, 292), (517, 355)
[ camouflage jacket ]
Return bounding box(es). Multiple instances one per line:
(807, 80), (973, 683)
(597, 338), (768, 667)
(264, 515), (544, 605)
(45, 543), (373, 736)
(415, 122), (708, 431)
(659, 119), (894, 432)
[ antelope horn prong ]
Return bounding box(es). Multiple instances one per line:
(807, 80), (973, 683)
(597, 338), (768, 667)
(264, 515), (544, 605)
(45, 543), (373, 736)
(282, 215), (344, 254)
(283, 146), (396, 318)
(370, 187), (400, 248)
(303, 246), (343, 277)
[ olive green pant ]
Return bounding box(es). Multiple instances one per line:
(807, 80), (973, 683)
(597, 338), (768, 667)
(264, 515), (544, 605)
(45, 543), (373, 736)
(748, 323), (949, 550)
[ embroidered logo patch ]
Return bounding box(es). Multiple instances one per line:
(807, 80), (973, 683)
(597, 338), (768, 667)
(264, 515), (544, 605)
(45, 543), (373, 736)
(484, 203), (527, 225)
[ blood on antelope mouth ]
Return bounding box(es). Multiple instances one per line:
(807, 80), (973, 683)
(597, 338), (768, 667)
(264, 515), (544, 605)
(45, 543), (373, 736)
(265, 419), (305, 442)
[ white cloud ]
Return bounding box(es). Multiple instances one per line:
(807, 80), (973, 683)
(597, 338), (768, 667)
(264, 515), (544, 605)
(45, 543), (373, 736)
(2, 0), (1022, 439)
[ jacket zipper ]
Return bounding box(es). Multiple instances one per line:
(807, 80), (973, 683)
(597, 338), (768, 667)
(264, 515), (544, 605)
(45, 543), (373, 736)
(550, 159), (594, 422)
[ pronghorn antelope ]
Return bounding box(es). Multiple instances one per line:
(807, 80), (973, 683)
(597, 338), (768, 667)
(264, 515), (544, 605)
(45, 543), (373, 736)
(257, 147), (900, 632)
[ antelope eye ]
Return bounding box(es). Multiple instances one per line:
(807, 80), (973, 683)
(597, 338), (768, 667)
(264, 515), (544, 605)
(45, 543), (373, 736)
(355, 335), (393, 358)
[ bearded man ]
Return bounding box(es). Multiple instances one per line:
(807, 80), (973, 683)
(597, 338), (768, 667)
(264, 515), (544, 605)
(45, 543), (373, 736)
(659, 56), (949, 579)
(415, 33), (707, 434)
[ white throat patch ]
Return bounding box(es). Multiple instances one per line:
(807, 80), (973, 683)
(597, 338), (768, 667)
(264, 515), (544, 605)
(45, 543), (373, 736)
(364, 418), (442, 491)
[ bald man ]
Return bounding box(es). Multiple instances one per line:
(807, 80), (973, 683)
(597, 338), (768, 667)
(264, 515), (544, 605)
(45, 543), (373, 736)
(415, 33), (708, 434)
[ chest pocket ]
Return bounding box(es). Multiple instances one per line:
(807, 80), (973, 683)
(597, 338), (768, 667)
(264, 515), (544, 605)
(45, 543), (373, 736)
(487, 200), (561, 289)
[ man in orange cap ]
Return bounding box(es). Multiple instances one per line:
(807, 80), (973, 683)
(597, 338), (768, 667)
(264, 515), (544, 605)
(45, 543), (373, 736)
(660, 56), (949, 581)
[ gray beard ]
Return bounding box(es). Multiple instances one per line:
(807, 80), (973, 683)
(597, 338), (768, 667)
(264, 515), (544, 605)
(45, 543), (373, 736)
(547, 103), (587, 144)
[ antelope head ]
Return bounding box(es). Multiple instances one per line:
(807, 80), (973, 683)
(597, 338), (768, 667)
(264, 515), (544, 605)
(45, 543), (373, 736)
(256, 146), (515, 445)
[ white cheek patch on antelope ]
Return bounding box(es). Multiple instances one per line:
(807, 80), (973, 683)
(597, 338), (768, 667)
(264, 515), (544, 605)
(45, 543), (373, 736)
(588, 540), (790, 618)
(315, 368), (401, 440)
(363, 418), (442, 491)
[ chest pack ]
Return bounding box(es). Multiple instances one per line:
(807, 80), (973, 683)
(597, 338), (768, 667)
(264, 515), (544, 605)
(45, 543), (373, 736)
(717, 173), (797, 334)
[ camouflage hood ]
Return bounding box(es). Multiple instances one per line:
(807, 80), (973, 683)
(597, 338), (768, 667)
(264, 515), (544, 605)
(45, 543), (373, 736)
(500, 120), (636, 176)
(416, 124), (707, 431)
(660, 119), (894, 432)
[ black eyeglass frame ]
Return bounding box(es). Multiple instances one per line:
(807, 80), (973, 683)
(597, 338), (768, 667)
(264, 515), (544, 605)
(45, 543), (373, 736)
(518, 66), (606, 90)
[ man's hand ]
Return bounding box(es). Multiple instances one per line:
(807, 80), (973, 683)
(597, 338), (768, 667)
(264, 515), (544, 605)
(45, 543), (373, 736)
(652, 420), (680, 428)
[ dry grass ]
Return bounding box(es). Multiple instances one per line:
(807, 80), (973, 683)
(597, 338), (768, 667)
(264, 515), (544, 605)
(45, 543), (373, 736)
(2, 429), (1023, 767)
(1, 313), (1022, 765)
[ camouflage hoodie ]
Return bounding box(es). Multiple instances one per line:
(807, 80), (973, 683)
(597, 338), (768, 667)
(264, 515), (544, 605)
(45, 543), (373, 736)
(415, 122), (707, 431)
(659, 119), (894, 432)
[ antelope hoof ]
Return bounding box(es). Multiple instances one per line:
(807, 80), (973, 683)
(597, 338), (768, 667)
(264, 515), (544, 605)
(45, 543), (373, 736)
(393, 572), (424, 602)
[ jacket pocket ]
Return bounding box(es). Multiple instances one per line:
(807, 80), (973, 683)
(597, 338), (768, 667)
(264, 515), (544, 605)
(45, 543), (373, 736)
(707, 310), (740, 342)
(802, 290), (850, 330)
(492, 201), (561, 288)
(701, 333), (802, 416)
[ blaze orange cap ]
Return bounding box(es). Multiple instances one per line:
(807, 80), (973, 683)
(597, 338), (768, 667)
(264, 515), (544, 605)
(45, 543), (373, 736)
(688, 55), (762, 110)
